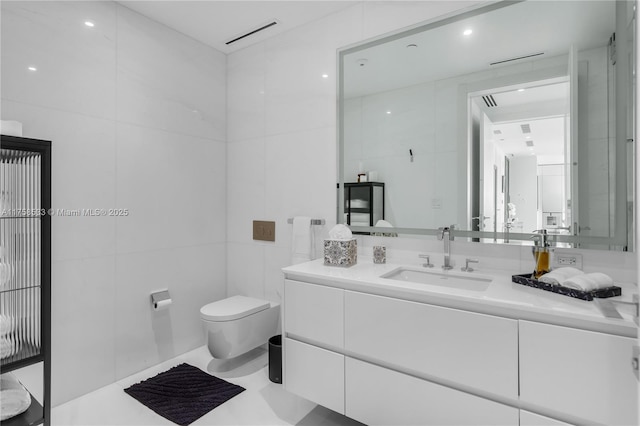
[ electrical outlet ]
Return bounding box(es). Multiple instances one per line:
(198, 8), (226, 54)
(253, 220), (275, 242)
(554, 253), (583, 269)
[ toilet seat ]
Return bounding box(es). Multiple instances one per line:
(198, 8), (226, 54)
(200, 295), (270, 322)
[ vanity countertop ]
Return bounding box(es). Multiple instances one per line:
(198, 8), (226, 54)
(282, 259), (638, 338)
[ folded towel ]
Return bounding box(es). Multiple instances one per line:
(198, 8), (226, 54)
(563, 272), (614, 292)
(0, 315), (14, 336)
(0, 337), (14, 359)
(375, 220), (394, 228)
(0, 373), (31, 421)
(349, 213), (370, 223)
(291, 217), (313, 265)
(349, 199), (369, 208)
(373, 220), (398, 237)
(0, 262), (13, 287)
(537, 267), (583, 285)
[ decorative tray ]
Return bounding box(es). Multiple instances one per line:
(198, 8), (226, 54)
(511, 273), (622, 301)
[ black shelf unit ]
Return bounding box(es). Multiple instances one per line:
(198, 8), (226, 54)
(1, 135), (51, 426)
(343, 182), (385, 232)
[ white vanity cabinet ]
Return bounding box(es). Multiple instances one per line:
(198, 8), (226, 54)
(283, 279), (519, 425)
(284, 338), (345, 414)
(519, 321), (638, 426)
(346, 357), (519, 425)
(283, 279), (343, 348)
(282, 277), (638, 426)
(344, 291), (519, 400)
(283, 280), (345, 414)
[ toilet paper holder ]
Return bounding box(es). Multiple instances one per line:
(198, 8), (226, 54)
(151, 290), (171, 310)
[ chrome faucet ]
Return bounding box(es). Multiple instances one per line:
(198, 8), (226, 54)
(437, 225), (455, 270)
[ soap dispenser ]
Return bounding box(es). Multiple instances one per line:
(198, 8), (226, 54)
(532, 229), (550, 279)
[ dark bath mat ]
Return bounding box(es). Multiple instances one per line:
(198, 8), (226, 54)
(124, 363), (245, 425)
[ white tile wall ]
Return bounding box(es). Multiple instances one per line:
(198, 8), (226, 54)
(1, 1), (226, 405)
(115, 123), (226, 253)
(1, 1), (118, 120)
(116, 6), (226, 141)
(227, 43), (266, 143)
(264, 127), (336, 242)
(51, 256), (117, 398)
(226, 138), (267, 244)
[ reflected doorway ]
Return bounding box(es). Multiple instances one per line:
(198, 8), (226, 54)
(471, 80), (572, 242)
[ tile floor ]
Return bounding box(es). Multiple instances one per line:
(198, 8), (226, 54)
(51, 345), (364, 426)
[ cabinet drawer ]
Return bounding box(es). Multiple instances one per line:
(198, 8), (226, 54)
(283, 338), (344, 414)
(344, 291), (518, 399)
(519, 321), (638, 426)
(284, 279), (343, 349)
(345, 357), (519, 425)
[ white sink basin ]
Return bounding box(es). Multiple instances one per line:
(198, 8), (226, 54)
(381, 266), (492, 292)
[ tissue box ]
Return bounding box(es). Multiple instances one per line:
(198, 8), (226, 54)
(324, 238), (357, 267)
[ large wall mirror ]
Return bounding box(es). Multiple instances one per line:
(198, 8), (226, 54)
(338, 0), (636, 250)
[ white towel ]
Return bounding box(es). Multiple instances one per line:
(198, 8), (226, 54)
(0, 315), (14, 336)
(0, 337), (14, 359)
(0, 373), (31, 421)
(0, 262), (13, 287)
(375, 220), (394, 227)
(349, 213), (370, 223)
(538, 267), (583, 285)
(563, 272), (614, 292)
(374, 219), (398, 237)
(291, 217), (313, 265)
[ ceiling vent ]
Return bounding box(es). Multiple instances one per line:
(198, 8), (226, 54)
(490, 52), (544, 66)
(225, 20), (279, 45)
(482, 95), (497, 108)
(525, 140), (534, 147)
(520, 124), (532, 134)
(493, 130), (502, 135)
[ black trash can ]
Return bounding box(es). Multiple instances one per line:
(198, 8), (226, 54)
(268, 335), (282, 384)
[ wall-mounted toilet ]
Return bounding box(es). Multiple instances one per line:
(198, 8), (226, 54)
(200, 295), (280, 359)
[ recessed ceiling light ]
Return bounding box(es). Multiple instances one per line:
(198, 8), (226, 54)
(84, 21), (95, 27)
(518, 88), (525, 92)
(27, 66), (37, 72)
(407, 43), (418, 48)
(526, 136), (531, 139)
(463, 29), (473, 36)
(386, 111), (391, 115)
(322, 74), (329, 79)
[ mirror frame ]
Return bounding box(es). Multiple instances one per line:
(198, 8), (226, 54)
(337, 0), (634, 250)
